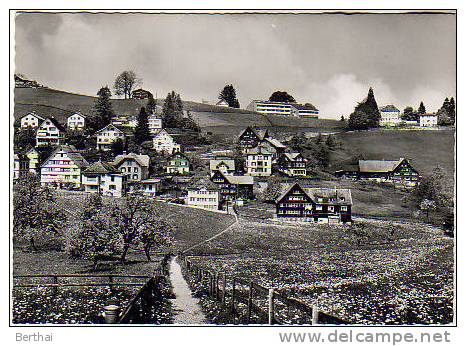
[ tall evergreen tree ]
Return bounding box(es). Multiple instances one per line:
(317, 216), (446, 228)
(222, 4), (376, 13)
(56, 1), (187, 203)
(134, 107), (151, 144)
(348, 87), (380, 130)
(218, 84), (240, 108)
(418, 101), (426, 115)
(146, 95), (157, 114)
(448, 97), (456, 123)
(162, 91), (183, 128)
(91, 86), (114, 132)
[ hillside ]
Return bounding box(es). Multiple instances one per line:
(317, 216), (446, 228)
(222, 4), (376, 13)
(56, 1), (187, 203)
(13, 87), (344, 137)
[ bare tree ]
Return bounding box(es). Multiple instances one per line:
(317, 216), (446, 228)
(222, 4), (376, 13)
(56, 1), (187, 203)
(114, 70), (142, 99)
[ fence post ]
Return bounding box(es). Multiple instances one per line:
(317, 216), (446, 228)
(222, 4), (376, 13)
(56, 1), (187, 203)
(312, 306), (319, 325)
(108, 275), (114, 292)
(247, 281), (253, 324)
(52, 276), (58, 295)
(230, 278), (236, 320)
(222, 272), (227, 305)
(215, 272), (220, 301)
(268, 288), (275, 325)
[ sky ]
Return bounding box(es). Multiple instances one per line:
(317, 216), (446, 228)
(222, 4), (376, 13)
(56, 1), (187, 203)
(15, 12), (456, 119)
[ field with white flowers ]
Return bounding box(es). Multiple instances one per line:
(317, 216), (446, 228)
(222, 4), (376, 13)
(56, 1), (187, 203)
(185, 217), (454, 325)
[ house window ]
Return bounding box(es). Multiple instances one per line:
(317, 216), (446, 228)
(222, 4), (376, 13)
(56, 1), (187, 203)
(109, 185), (116, 190)
(328, 206), (334, 212)
(111, 176), (115, 182)
(316, 205), (322, 211)
(133, 174), (138, 180)
(341, 206), (348, 211)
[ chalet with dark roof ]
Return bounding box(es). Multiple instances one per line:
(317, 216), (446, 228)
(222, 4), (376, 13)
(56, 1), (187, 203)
(237, 126), (269, 149)
(210, 170), (254, 203)
(277, 152), (308, 177)
(36, 117), (66, 146)
(131, 88), (153, 100)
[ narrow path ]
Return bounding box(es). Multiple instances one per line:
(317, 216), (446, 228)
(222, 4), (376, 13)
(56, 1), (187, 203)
(169, 256), (206, 324)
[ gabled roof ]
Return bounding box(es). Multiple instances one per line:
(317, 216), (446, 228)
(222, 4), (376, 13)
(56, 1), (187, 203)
(39, 117), (66, 132)
(189, 177), (219, 190)
(209, 159), (235, 172)
(114, 153), (150, 168)
(358, 158), (405, 173)
(247, 144), (273, 155)
(169, 152), (189, 161)
(41, 145), (89, 169)
(275, 182), (352, 205)
(379, 105), (400, 112)
(68, 111), (87, 119)
(216, 99), (229, 106)
(95, 123), (124, 135)
(83, 161), (120, 174)
(263, 137), (287, 149)
(282, 152), (306, 161)
(21, 111), (45, 121)
(238, 126), (268, 141)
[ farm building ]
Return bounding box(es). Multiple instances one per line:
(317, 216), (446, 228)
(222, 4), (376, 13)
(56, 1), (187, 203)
(379, 105), (401, 127)
(216, 99), (229, 107)
(82, 161), (127, 197)
(335, 158), (419, 188)
(276, 152), (308, 177)
(187, 178), (220, 211)
(113, 152), (150, 182)
(35, 117), (65, 146)
(275, 183), (352, 224)
(211, 170), (254, 203)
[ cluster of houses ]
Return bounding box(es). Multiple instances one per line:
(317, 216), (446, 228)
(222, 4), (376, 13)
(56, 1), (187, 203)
(379, 105), (438, 128)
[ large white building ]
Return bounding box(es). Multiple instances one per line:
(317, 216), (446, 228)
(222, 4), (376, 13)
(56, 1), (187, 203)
(247, 100), (319, 118)
(379, 105), (401, 126)
(20, 112), (45, 129)
(153, 129), (181, 154)
(67, 112), (86, 131)
(148, 114), (163, 134)
(40, 145), (89, 188)
(419, 113), (438, 128)
(245, 145), (273, 176)
(95, 124), (127, 150)
(113, 153), (150, 182)
(187, 178), (220, 211)
(36, 117), (65, 146)
(82, 161), (127, 197)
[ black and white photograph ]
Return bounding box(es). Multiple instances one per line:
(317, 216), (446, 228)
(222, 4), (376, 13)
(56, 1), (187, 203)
(8, 7), (458, 336)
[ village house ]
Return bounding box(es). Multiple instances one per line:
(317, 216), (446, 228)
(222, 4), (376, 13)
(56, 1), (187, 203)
(153, 129), (181, 154)
(148, 114), (163, 134)
(40, 145), (89, 188)
(237, 126), (269, 149)
(260, 137), (287, 160)
(35, 117), (65, 146)
(130, 178), (163, 197)
(25, 147), (40, 173)
(67, 112), (86, 131)
(335, 158), (419, 188)
(165, 152), (190, 175)
(82, 161), (127, 197)
(131, 88), (153, 100)
(113, 152), (150, 182)
(379, 105), (401, 126)
(419, 113), (438, 128)
(277, 152), (308, 177)
(20, 112), (45, 129)
(275, 183), (352, 224)
(216, 99), (229, 107)
(187, 178), (220, 211)
(210, 170), (254, 204)
(209, 158), (236, 176)
(95, 124), (127, 150)
(245, 145), (273, 176)
(13, 154), (29, 181)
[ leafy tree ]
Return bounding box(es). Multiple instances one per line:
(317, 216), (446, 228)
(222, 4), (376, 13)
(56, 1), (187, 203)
(348, 110), (372, 130)
(134, 107), (151, 144)
(261, 177), (284, 202)
(418, 101), (426, 115)
(269, 91), (296, 103)
(114, 70), (142, 99)
(409, 167), (452, 209)
(111, 138), (125, 156)
(401, 106), (418, 122)
(146, 94), (157, 114)
(90, 86), (114, 132)
(218, 84), (240, 108)
(14, 127), (36, 150)
(136, 214), (174, 261)
(13, 174), (66, 251)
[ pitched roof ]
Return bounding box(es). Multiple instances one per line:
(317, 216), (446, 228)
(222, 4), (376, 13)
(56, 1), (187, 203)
(263, 137), (287, 149)
(379, 105), (400, 112)
(40, 117), (66, 132)
(21, 111), (45, 121)
(114, 153), (150, 168)
(95, 123), (124, 134)
(83, 161), (119, 174)
(238, 126), (268, 141)
(68, 111), (87, 119)
(41, 145), (89, 169)
(225, 174), (254, 185)
(189, 178), (219, 190)
(247, 144), (273, 155)
(282, 152), (306, 161)
(209, 159), (235, 172)
(275, 182), (352, 205)
(358, 159), (405, 173)
(216, 99), (229, 106)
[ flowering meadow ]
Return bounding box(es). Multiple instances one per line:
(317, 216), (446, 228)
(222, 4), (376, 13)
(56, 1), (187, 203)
(186, 218), (454, 325)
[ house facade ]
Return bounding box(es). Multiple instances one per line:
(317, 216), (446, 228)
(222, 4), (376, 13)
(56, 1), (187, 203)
(130, 178), (163, 197)
(209, 159), (236, 176)
(247, 100), (319, 118)
(419, 113), (438, 127)
(237, 127), (268, 149)
(20, 112), (44, 129)
(245, 145), (273, 176)
(148, 114), (163, 134)
(13, 154), (29, 181)
(277, 153), (307, 176)
(260, 137), (287, 160)
(275, 183), (352, 224)
(25, 147), (40, 173)
(36, 118), (65, 146)
(165, 153), (190, 175)
(210, 171), (254, 202)
(95, 124), (126, 150)
(187, 179), (220, 211)
(131, 89), (153, 100)
(335, 158), (419, 188)
(40, 145), (89, 188)
(82, 162), (127, 197)
(294, 103), (320, 118)
(113, 153), (150, 182)
(67, 112), (86, 131)
(153, 129), (181, 154)
(379, 105), (401, 126)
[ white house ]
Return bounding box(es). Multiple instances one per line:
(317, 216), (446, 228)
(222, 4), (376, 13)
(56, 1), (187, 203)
(187, 178), (220, 211)
(113, 153), (150, 182)
(67, 112), (86, 131)
(95, 124), (126, 150)
(82, 161), (127, 197)
(25, 147), (40, 173)
(379, 105), (401, 126)
(419, 113), (438, 128)
(148, 114), (163, 134)
(209, 159), (235, 176)
(130, 178), (162, 197)
(40, 145), (89, 188)
(245, 145), (273, 176)
(36, 117), (65, 146)
(165, 152), (190, 175)
(216, 99), (229, 107)
(13, 154), (29, 181)
(153, 129), (181, 154)
(20, 112), (45, 129)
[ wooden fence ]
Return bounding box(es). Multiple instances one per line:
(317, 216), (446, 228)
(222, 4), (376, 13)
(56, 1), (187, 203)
(180, 254), (349, 325)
